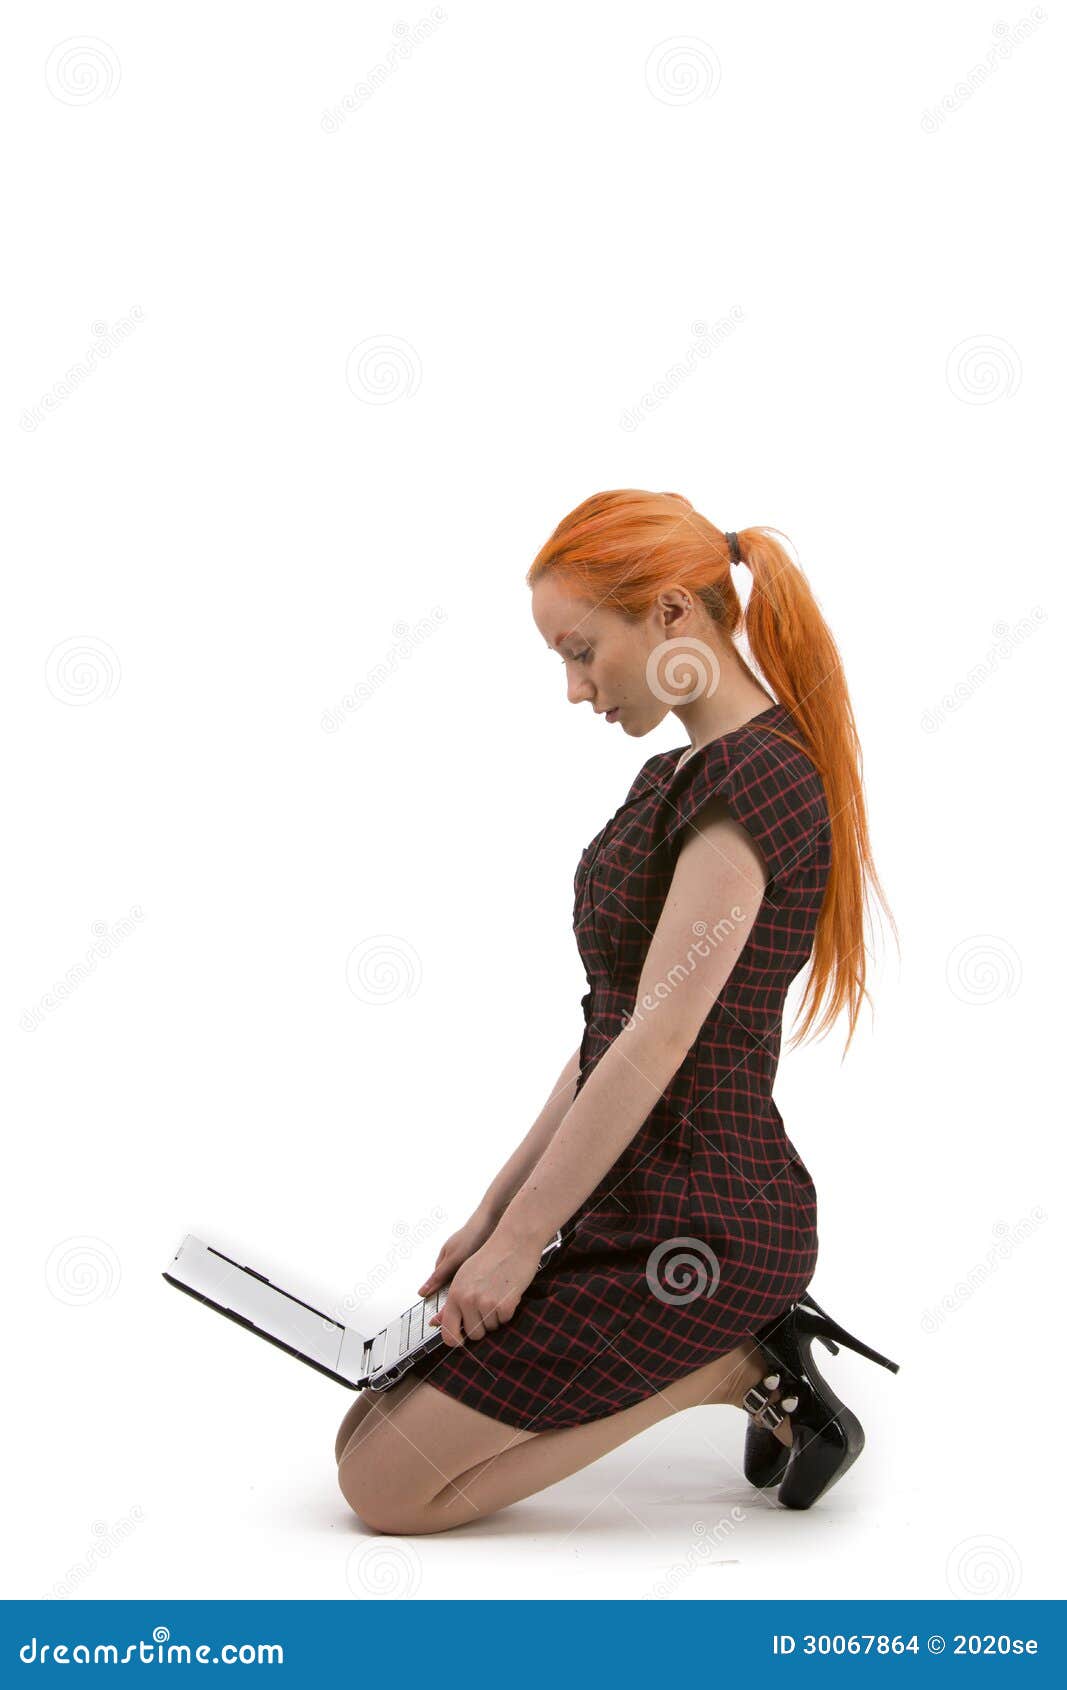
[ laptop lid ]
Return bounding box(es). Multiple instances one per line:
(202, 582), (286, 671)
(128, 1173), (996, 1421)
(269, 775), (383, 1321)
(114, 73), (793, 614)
(163, 1234), (370, 1388)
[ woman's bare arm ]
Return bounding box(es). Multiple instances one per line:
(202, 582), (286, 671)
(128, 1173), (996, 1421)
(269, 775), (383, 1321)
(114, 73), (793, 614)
(492, 799), (769, 1249)
(473, 1043), (582, 1224)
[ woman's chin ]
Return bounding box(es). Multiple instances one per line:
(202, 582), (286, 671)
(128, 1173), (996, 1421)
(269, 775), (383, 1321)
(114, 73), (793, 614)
(620, 712), (653, 738)
(626, 708), (678, 740)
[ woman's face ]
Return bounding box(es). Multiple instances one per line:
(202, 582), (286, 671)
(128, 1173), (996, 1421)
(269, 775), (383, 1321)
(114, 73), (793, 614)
(531, 575), (705, 738)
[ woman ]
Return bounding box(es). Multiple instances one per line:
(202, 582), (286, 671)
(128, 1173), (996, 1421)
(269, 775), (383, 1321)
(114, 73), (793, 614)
(336, 489), (900, 1536)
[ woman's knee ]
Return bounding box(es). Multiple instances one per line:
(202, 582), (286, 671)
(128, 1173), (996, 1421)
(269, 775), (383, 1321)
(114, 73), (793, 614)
(337, 1446), (383, 1525)
(336, 1432), (428, 1534)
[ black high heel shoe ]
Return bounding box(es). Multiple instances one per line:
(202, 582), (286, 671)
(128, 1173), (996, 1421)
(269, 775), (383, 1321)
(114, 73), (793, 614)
(741, 1290), (900, 1508)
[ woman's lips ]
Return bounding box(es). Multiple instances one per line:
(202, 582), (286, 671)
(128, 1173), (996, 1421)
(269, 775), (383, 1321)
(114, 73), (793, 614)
(605, 707), (620, 722)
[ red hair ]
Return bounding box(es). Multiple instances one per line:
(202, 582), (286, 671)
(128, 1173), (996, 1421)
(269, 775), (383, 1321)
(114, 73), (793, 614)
(527, 489), (897, 1054)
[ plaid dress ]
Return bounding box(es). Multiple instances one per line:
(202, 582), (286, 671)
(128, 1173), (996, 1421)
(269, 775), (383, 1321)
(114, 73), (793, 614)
(401, 700), (831, 1431)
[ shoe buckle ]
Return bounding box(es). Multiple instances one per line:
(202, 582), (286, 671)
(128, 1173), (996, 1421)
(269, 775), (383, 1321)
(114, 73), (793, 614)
(742, 1379), (785, 1431)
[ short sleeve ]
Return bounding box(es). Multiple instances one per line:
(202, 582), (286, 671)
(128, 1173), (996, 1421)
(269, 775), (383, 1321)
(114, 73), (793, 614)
(660, 733), (827, 894)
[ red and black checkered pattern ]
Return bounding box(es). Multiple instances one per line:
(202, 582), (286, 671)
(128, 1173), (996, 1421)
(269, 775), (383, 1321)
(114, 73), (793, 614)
(401, 701), (831, 1430)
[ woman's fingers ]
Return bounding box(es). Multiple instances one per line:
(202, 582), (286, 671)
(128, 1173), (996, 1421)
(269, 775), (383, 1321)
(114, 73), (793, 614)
(427, 1270), (521, 1345)
(431, 1295), (465, 1347)
(430, 1295), (490, 1344)
(435, 1299), (508, 1343)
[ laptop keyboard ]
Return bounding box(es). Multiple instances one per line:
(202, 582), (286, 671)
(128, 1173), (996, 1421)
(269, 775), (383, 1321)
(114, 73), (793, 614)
(366, 1286), (449, 1376)
(398, 1286), (447, 1355)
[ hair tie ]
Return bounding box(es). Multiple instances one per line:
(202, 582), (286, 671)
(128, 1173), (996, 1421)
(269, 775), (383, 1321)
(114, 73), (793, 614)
(724, 530), (742, 565)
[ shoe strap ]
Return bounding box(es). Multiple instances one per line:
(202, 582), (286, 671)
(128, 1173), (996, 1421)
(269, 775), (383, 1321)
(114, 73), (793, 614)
(742, 1369), (799, 1431)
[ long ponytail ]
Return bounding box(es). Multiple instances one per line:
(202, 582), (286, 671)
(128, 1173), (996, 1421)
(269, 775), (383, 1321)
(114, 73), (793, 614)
(735, 524), (898, 1052)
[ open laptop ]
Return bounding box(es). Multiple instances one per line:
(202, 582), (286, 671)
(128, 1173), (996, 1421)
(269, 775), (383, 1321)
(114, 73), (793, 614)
(163, 1230), (564, 1393)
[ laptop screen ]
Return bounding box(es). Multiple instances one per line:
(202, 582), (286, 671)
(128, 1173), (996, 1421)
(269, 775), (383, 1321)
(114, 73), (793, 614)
(166, 1235), (346, 1372)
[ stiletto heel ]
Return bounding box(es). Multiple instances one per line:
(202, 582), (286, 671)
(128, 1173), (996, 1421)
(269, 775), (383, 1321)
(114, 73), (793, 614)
(795, 1298), (900, 1374)
(742, 1290), (900, 1508)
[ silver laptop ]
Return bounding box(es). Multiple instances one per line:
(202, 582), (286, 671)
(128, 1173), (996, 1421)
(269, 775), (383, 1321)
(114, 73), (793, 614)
(163, 1231), (564, 1393)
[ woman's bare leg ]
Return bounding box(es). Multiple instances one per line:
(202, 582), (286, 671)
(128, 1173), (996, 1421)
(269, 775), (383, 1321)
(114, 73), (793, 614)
(339, 1337), (791, 1535)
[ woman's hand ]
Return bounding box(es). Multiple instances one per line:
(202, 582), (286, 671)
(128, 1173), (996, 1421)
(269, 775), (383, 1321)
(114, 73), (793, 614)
(417, 1207), (499, 1300)
(428, 1229), (544, 1347)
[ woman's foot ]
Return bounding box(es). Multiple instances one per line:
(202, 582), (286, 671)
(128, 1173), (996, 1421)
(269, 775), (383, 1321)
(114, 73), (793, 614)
(738, 1293), (901, 1506)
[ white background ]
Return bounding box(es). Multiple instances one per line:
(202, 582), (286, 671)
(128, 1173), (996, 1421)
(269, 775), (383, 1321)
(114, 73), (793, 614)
(3, 0), (1062, 1602)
